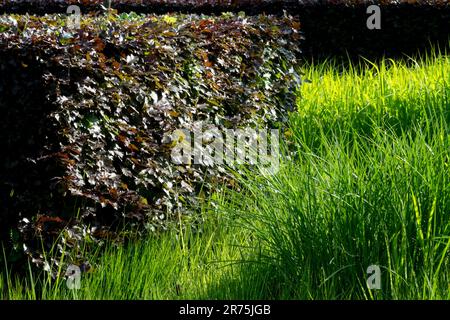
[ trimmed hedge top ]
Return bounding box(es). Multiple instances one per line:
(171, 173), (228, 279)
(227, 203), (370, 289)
(0, 1), (447, 15)
(1, 1), (449, 60)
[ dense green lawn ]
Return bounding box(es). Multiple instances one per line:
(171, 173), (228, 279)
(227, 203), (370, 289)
(2, 51), (450, 299)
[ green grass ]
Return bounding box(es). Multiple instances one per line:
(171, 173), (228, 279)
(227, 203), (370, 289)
(1, 202), (270, 300)
(2, 51), (450, 299)
(229, 52), (450, 299)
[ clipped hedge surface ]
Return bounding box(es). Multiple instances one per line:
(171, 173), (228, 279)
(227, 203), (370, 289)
(0, 0), (300, 15)
(1, 1), (449, 59)
(1, 1), (449, 15)
(0, 13), (301, 269)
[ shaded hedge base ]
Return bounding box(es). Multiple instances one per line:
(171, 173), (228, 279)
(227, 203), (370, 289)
(0, 13), (301, 273)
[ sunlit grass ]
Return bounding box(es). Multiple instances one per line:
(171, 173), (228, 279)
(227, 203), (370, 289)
(228, 50), (450, 299)
(2, 51), (450, 300)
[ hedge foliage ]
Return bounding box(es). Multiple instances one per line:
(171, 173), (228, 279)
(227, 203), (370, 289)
(0, 12), (301, 269)
(0, 0), (449, 15)
(1, 1), (449, 60)
(0, 0), (297, 15)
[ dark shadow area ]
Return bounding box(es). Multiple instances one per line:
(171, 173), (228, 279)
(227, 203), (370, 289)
(0, 50), (66, 266)
(296, 4), (450, 63)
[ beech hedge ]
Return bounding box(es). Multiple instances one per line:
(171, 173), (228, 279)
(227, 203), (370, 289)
(1, 1), (449, 60)
(0, 0), (299, 15)
(0, 13), (302, 269)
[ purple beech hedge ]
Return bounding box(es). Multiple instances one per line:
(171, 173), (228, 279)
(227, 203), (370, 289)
(0, 13), (302, 272)
(0, 0), (448, 15)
